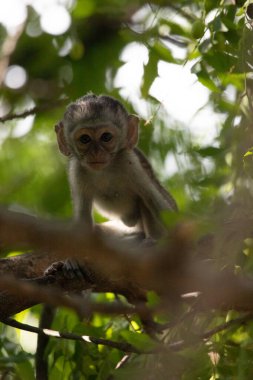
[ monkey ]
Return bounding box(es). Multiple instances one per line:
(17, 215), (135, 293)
(55, 94), (177, 244)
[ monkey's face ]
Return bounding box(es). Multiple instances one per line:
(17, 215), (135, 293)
(56, 114), (139, 168)
(71, 124), (121, 171)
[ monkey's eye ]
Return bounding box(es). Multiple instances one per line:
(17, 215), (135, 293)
(101, 132), (113, 142)
(79, 134), (91, 144)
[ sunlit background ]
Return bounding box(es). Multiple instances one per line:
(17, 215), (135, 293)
(0, 0), (221, 352)
(0, 0), (235, 354)
(0, 0), (226, 153)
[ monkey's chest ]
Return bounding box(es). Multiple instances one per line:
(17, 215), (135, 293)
(93, 185), (139, 226)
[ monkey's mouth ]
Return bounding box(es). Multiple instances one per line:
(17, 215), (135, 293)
(87, 161), (108, 170)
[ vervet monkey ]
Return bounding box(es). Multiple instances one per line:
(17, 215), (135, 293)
(55, 94), (177, 241)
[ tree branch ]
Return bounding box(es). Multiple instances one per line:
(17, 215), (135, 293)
(36, 305), (55, 380)
(0, 99), (68, 123)
(3, 312), (252, 355)
(0, 269), (150, 319)
(1, 208), (253, 317)
(1, 317), (142, 354)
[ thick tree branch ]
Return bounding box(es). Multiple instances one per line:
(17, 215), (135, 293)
(1, 208), (253, 318)
(0, 268), (149, 319)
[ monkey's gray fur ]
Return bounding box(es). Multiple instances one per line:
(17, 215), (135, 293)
(56, 93), (177, 240)
(63, 94), (129, 132)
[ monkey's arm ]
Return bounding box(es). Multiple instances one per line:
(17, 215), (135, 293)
(137, 182), (175, 239)
(132, 149), (177, 212)
(134, 148), (177, 211)
(68, 158), (93, 228)
(130, 150), (177, 238)
(64, 159), (95, 278)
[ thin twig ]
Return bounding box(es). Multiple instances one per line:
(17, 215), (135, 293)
(202, 313), (253, 339)
(2, 312), (252, 355)
(167, 313), (253, 351)
(5, 313), (251, 355)
(0, 99), (68, 123)
(159, 35), (188, 48)
(168, 3), (196, 22)
(2, 318), (143, 354)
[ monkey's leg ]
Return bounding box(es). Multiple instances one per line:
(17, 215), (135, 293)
(139, 203), (160, 243)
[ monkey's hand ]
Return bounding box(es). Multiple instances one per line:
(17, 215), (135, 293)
(140, 237), (156, 247)
(63, 258), (96, 283)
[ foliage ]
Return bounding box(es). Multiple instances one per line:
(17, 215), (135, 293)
(1, 0), (253, 378)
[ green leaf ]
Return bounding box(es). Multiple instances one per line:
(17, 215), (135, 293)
(72, 0), (96, 18)
(219, 73), (244, 90)
(196, 146), (222, 157)
(161, 210), (184, 228)
(208, 15), (222, 32)
(191, 20), (205, 39)
(49, 357), (73, 379)
(221, 5), (237, 30)
(204, 51), (237, 72)
(159, 19), (190, 38)
(151, 41), (180, 64)
(223, 29), (240, 45)
(141, 50), (159, 98)
(197, 72), (220, 92)
(205, 0), (220, 13)
(244, 150), (253, 157)
(146, 291), (160, 307)
(120, 331), (156, 352)
(16, 361), (35, 380)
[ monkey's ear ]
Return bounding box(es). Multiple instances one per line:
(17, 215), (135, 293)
(55, 121), (71, 156)
(126, 114), (139, 149)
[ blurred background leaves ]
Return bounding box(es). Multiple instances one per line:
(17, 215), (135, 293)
(2, 0), (253, 378)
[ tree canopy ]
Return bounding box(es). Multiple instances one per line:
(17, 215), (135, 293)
(1, 0), (253, 379)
